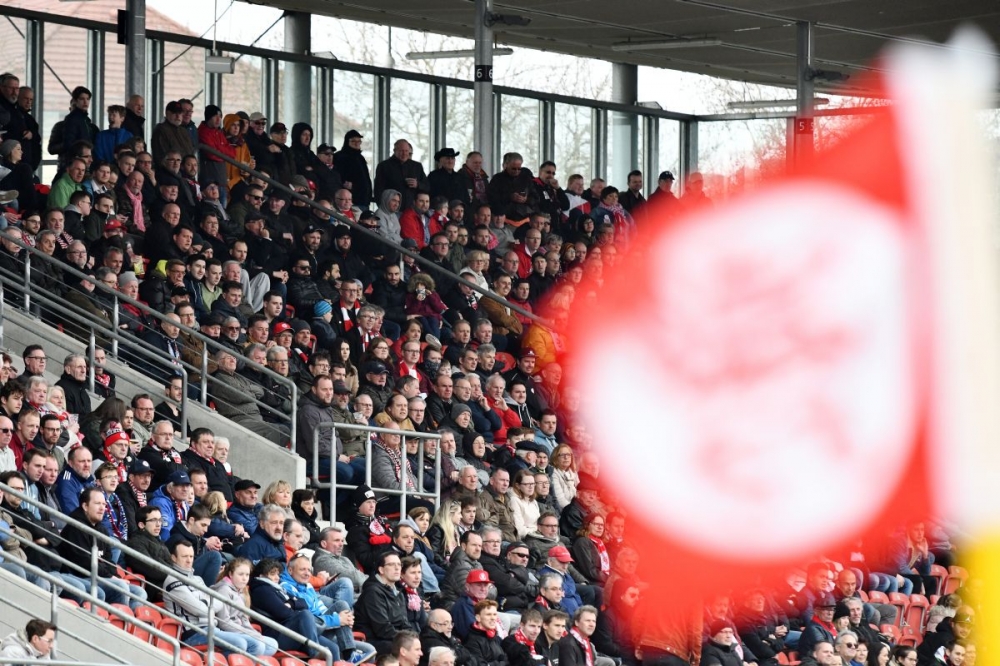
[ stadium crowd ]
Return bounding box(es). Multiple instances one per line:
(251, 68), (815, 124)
(0, 73), (982, 666)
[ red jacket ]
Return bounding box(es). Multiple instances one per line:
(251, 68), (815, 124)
(197, 122), (235, 163)
(399, 209), (442, 249)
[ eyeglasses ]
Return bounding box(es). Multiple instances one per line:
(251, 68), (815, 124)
(0, 428), (12, 434)
(509, 551), (529, 558)
(249, 195), (264, 201)
(539, 522), (558, 528)
(843, 643), (858, 649)
(483, 539), (501, 544)
(144, 518), (163, 524)
(432, 242), (450, 247)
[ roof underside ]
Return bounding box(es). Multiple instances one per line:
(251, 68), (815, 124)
(259, 0), (1000, 94)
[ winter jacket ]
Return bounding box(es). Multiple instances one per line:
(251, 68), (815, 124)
(312, 548), (368, 593)
(125, 529), (172, 592)
(57, 506), (117, 578)
(374, 156), (429, 210)
(296, 391), (341, 463)
(480, 551), (535, 611)
(354, 574), (410, 651)
(538, 565), (583, 617)
(165, 563), (216, 638)
(227, 502), (263, 536)
(701, 639), (744, 666)
(148, 485), (189, 541)
(438, 548), (483, 610)
(55, 466), (95, 516)
(374, 189), (403, 244)
(523, 530), (570, 570)
(508, 494), (541, 540)
(237, 526), (285, 564)
(571, 536), (609, 586)
(418, 626), (475, 666)
(151, 118), (195, 165)
(477, 487), (517, 543)
(180, 449), (233, 503)
(249, 576), (311, 631)
(0, 629), (47, 662)
(213, 577), (269, 639)
(334, 138), (373, 208)
(279, 570), (345, 629)
(465, 624), (507, 666)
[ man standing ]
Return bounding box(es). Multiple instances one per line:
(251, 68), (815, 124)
(375, 139), (429, 210)
(400, 192), (437, 250)
(151, 101), (194, 165)
(123, 94), (145, 139)
(558, 606), (601, 666)
(619, 170), (645, 213)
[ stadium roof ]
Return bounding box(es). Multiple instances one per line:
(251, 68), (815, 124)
(264, 0), (1000, 94)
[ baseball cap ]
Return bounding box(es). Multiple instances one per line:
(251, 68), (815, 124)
(333, 380), (351, 395)
(548, 545), (573, 563)
(104, 219), (124, 232)
(317, 143), (336, 155)
(658, 170), (675, 181)
(249, 112), (267, 122)
(466, 569), (492, 585)
(234, 479), (261, 492)
(128, 459), (152, 475)
(519, 348), (537, 360)
(167, 470), (192, 485)
(270, 122), (287, 133)
(166, 101), (183, 114)
(272, 321), (293, 337)
(954, 611), (974, 625)
(363, 361), (389, 375)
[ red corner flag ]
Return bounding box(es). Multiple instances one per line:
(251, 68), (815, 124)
(566, 31), (1000, 616)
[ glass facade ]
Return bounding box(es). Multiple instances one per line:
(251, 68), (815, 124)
(500, 94), (540, 171)
(553, 103), (592, 182)
(389, 78), (432, 167)
(697, 118), (786, 200)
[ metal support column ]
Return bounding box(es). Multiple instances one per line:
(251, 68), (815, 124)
(374, 76), (391, 163)
(317, 67), (334, 146)
(283, 12), (312, 129)
(430, 84), (447, 152)
(205, 49), (223, 108)
(492, 92), (503, 174)
(642, 115), (658, 195)
(147, 39), (165, 126)
(86, 30), (106, 123)
(591, 108), (608, 180)
(262, 57), (280, 122)
(611, 62), (638, 187)
(25, 20), (44, 115)
(679, 119), (698, 188)
(539, 100), (555, 163)
(795, 21), (815, 165)
(125, 0), (146, 102)
(474, 0), (495, 171)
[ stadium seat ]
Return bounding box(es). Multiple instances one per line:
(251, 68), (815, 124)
(929, 594), (940, 605)
(887, 592), (909, 627)
(109, 603), (134, 631)
(905, 594), (930, 632)
(133, 606), (163, 643)
(259, 657), (281, 666)
(81, 602), (110, 620)
(899, 626), (921, 647)
(495, 351), (516, 371)
(157, 617), (183, 640)
(929, 564), (949, 596)
(180, 648), (205, 666)
(867, 590), (890, 605)
(880, 624), (901, 643)
(228, 657), (256, 666)
(945, 566), (968, 594)
(857, 590), (869, 603)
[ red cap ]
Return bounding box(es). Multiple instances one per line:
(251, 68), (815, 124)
(466, 569), (492, 585)
(272, 322), (293, 336)
(104, 219), (124, 232)
(548, 545), (573, 563)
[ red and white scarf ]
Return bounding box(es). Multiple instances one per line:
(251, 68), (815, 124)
(590, 536), (610, 575)
(473, 622), (496, 639)
(123, 187), (145, 232)
(570, 627), (594, 666)
(403, 584), (422, 611)
(513, 627), (539, 656)
(375, 441), (418, 491)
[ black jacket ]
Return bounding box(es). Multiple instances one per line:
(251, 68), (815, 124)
(535, 636), (560, 666)
(418, 626), (476, 666)
(465, 624), (507, 666)
(334, 140), (373, 208)
(502, 634), (541, 666)
(557, 633), (593, 666)
(479, 552), (535, 611)
(701, 640), (745, 666)
(369, 278), (408, 326)
(125, 529), (172, 591)
(55, 372), (92, 417)
(354, 575), (410, 652)
(374, 156), (429, 210)
(137, 444), (187, 492)
(115, 483), (144, 538)
(429, 168), (468, 204)
(180, 448), (233, 502)
(58, 506), (118, 578)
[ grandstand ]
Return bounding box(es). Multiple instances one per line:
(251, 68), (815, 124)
(0, 0), (989, 665)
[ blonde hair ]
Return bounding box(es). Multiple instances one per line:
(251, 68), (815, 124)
(261, 480), (293, 509)
(202, 491), (228, 516)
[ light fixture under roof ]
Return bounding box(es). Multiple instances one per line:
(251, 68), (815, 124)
(726, 98), (830, 110)
(611, 38), (722, 52)
(406, 48), (514, 60)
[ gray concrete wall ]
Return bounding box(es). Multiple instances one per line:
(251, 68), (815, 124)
(1, 306), (305, 489)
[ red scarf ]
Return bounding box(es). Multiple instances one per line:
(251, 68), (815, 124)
(375, 441), (418, 491)
(473, 622), (496, 639)
(570, 627), (594, 666)
(173, 499), (188, 523)
(513, 628), (539, 656)
(103, 446), (128, 483)
(813, 616), (837, 638)
(148, 443), (183, 465)
(589, 535), (610, 575)
(128, 479), (147, 507)
(534, 595), (552, 610)
(366, 515), (393, 546)
(403, 584), (422, 611)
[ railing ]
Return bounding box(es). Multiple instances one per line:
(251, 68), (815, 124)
(0, 236), (299, 445)
(311, 422), (441, 524)
(0, 480), (335, 666)
(201, 143), (548, 326)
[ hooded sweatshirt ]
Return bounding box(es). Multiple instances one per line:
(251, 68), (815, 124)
(376, 189), (404, 244)
(222, 113), (252, 192)
(0, 629), (46, 661)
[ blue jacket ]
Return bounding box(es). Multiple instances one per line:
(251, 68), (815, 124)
(55, 467), (95, 515)
(450, 594), (477, 641)
(539, 565), (583, 616)
(280, 570), (344, 629)
(94, 127), (133, 162)
(227, 502), (263, 535)
(236, 526), (284, 564)
(149, 486), (190, 542)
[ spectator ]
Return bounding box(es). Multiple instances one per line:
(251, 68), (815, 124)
(438, 530), (483, 610)
(237, 504), (287, 564)
(421, 610), (474, 666)
(799, 594), (838, 658)
(572, 513), (611, 587)
(375, 139), (429, 210)
(149, 469), (192, 540)
(55, 444), (95, 515)
(137, 419), (185, 490)
(125, 504), (172, 599)
(463, 599), (506, 666)
(0, 619), (57, 663)
(167, 502), (224, 585)
(313, 525), (368, 595)
(477, 467), (516, 543)
(58, 487), (148, 609)
(355, 550), (411, 654)
(699, 620), (741, 666)
(180, 427), (232, 502)
(535, 610), (569, 665)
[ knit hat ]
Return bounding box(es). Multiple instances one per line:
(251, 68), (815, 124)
(833, 601), (851, 621)
(451, 403), (472, 420)
(314, 300), (333, 317)
(0, 140), (19, 160)
(708, 619), (734, 637)
(103, 422), (131, 448)
(290, 319), (311, 333)
(205, 105), (222, 120)
(350, 483), (377, 508)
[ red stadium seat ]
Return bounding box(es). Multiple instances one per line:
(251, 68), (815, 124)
(887, 592), (909, 627)
(880, 624), (901, 643)
(929, 594), (940, 606)
(945, 566), (969, 594)
(156, 617), (183, 640)
(109, 603), (134, 631)
(228, 656), (256, 666)
(867, 590), (890, 605)
(258, 658), (280, 666)
(180, 649), (205, 666)
(857, 590), (869, 603)
(929, 565), (949, 596)
(899, 626), (921, 647)
(905, 594), (930, 632)
(495, 351), (516, 371)
(132, 605), (162, 643)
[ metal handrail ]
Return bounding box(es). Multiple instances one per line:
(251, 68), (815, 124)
(0, 481), (335, 666)
(310, 422), (441, 524)
(0, 236), (299, 443)
(0, 555), (182, 665)
(199, 143), (549, 326)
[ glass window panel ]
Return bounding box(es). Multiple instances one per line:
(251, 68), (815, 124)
(445, 86), (474, 157)
(333, 69), (376, 177)
(553, 103), (591, 181)
(657, 120), (681, 180)
(41, 24), (88, 184)
(221, 53), (262, 118)
(162, 42), (206, 110)
(389, 78), (432, 168)
(697, 118), (786, 201)
(104, 38), (128, 122)
(607, 111), (641, 189)
(500, 95), (539, 172)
